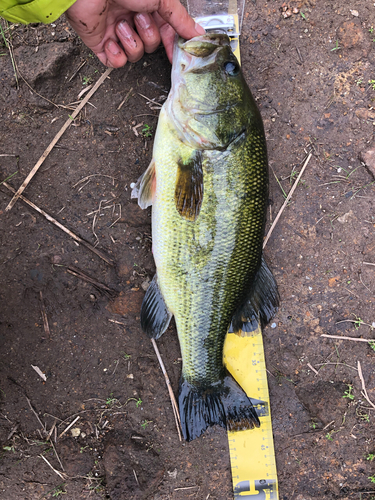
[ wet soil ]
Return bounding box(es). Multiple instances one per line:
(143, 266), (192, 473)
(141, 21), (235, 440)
(1, 1), (375, 499)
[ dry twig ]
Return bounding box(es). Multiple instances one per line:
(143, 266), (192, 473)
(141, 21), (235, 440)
(39, 454), (67, 480)
(39, 291), (51, 339)
(307, 362), (318, 375)
(321, 334), (374, 343)
(117, 87), (134, 110)
(2, 182), (114, 266)
(151, 339), (182, 441)
(58, 416), (80, 439)
(5, 67), (113, 211)
(357, 361), (375, 410)
(263, 153), (312, 248)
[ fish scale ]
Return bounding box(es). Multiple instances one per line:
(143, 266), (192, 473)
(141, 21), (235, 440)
(153, 115), (268, 386)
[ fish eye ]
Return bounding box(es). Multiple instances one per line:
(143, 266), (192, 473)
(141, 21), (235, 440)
(223, 61), (239, 76)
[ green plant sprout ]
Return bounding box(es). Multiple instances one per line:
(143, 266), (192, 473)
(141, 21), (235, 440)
(326, 431), (334, 441)
(331, 40), (340, 51)
(51, 484), (66, 497)
(123, 352), (131, 360)
(141, 124), (153, 138)
(369, 80), (375, 90)
(106, 393), (117, 406)
(343, 384), (354, 400)
(309, 420), (318, 430)
(367, 453), (375, 462)
(2, 445), (15, 452)
(82, 76), (93, 85)
(140, 419), (152, 429)
(369, 475), (375, 484)
(369, 341), (375, 352)
(357, 406), (370, 422)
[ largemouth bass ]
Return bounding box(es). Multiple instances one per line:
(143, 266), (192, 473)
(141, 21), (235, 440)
(132, 33), (279, 441)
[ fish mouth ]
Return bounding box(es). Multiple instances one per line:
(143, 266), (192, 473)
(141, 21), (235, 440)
(177, 33), (231, 57)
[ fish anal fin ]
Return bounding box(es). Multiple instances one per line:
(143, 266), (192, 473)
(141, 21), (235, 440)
(179, 370), (260, 441)
(229, 256), (279, 335)
(174, 151), (203, 222)
(131, 159), (156, 209)
(140, 275), (172, 339)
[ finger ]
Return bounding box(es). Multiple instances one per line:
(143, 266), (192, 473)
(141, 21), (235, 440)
(152, 11), (176, 63)
(116, 20), (145, 63)
(103, 40), (128, 68)
(134, 13), (161, 54)
(157, 0), (205, 40)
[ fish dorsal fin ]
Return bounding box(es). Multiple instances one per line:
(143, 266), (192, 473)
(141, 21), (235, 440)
(141, 275), (172, 339)
(174, 151), (203, 222)
(229, 256), (279, 336)
(131, 159), (156, 209)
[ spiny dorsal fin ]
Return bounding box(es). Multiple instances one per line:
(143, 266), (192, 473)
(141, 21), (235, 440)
(229, 256), (279, 336)
(141, 275), (172, 339)
(131, 159), (156, 209)
(174, 151), (203, 221)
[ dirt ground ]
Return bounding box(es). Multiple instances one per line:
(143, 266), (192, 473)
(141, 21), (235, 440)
(1, 1), (375, 499)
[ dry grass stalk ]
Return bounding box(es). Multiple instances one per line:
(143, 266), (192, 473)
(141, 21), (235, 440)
(2, 182), (114, 266)
(151, 339), (182, 441)
(117, 87), (134, 110)
(263, 152), (312, 248)
(39, 291), (51, 339)
(5, 67), (113, 212)
(357, 361), (375, 410)
(58, 416), (80, 439)
(68, 60), (86, 82)
(66, 266), (116, 297)
(321, 334), (373, 343)
(39, 454), (67, 480)
(26, 397), (46, 432)
(31, 365), (47, 382)
(307, 362), (318, 375)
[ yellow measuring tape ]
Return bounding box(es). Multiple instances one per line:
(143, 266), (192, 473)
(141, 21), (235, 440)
(191, 5), (278, 494)
(224, 327), (279, 499)
(221, 7), (279, 495)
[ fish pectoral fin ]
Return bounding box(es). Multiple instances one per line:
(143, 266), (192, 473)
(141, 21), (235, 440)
(229, 256), (280, 336)
(141, 275), (172, 339)
(174, 151), (203, 222)
(131, 159), (156, 209)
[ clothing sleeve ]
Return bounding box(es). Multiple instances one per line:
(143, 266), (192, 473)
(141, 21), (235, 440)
(0, 0), (77, 24)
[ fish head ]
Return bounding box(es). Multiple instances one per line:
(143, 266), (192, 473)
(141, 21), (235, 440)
(168, 33), (255, 150)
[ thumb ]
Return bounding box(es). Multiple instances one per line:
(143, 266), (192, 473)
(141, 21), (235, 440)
(157, 0), (205, 39)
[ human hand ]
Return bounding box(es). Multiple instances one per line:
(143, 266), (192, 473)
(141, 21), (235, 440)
(65, 0), (205, 68)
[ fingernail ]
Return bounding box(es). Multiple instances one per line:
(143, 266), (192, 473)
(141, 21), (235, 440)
(118, 20), (134, 39)
(107, 40), (120, 55)
(135, 13), (151, 30)
(195, 23), (206, 35)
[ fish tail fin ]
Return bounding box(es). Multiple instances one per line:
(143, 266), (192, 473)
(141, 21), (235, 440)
(229, 256), (279, 335)
(178, 371), (260, 441)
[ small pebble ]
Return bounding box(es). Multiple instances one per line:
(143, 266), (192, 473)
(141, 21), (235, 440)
(271, 323), (277, 329)
(71, 428), (81, 438)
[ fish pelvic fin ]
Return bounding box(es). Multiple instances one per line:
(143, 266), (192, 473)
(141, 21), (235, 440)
(179, 371), (260, 441)
(141, 275), (172, 339)
(229, 256), (279, 336)
(174, 150), (203, 222)
(131, 159), (156, 209)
